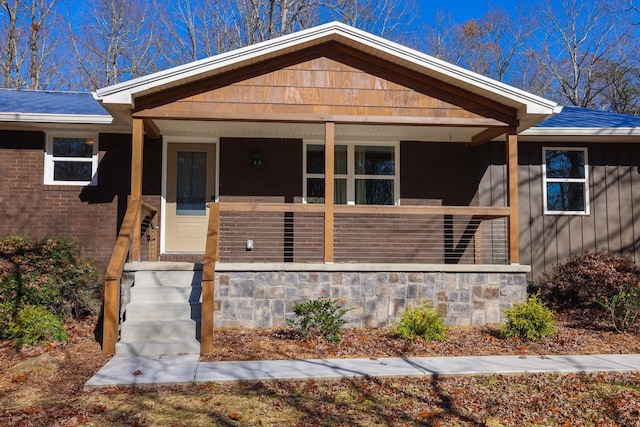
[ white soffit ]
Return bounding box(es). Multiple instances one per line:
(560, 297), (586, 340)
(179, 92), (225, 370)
(155, 120), (482, 142)
(520, 127), (640, 142)
(95, 22), (558, 123)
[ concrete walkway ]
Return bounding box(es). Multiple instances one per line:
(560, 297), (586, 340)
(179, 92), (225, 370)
(85, 353), (640, 388)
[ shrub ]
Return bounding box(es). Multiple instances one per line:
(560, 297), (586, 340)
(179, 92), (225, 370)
(599, 288), (640, 333)
(391, 301), (447, 341)
(530, 250), (640, 312)
(8, 305), (68, 346)
(0, 235), (101, 338)
(286, 298), (351, 343)
(500, 294), (556, 341)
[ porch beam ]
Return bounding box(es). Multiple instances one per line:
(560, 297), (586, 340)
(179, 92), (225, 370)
(471, 126), (510, 146)
(324, 121), (335, 263)
(143, 118), (161, 139)
(131, 118), (144, 261)
(133, 110), (510, 128)
(506, 129), (520, 264)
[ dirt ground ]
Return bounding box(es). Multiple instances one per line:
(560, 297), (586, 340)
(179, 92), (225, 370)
(1, 315), (639, 425)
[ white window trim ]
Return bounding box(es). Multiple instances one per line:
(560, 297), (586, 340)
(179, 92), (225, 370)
(542, 146), (589, 215)
(44, 132), (99, 186)
(303, 140), (400, 206)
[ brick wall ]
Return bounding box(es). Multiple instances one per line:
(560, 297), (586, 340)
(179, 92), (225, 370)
(0, 130), (162, 269)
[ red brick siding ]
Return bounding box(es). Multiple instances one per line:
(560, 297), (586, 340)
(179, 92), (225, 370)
(0, 130), (162, 269)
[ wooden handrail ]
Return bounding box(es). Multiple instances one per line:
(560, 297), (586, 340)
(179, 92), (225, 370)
(201, 202), (220, 354)
(216, 202), (509, 218)
(141, 202), (158, 220)
(102, 201), (150, 356)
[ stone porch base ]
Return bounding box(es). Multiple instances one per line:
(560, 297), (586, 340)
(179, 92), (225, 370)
(126, 262), (530, 329)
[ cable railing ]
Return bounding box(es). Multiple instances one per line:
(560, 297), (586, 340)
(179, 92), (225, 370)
(210, 203), (509, 264)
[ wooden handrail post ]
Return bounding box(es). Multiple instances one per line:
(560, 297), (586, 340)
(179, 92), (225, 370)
(103, 278), (119, 355)
(324, 122), (335, 263)
(201, 202), (220, 354)
(506, 129), (520, 264)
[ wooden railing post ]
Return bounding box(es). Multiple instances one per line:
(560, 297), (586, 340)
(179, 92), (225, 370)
(324, 122), (335, 263)
(201, 202), (220, 354)
(131, 118), (144, 261)
(506, 129), (520, 264)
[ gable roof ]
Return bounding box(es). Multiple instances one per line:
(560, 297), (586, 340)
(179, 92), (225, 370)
(521, 106), (640, 141)
(95, 21), (560, 131)
(0, 89), (111, 124)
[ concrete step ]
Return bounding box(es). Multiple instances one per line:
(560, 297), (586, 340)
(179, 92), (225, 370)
(134, 270), (202, 288)
(115, 339), (201, 357)
(130, 286), (202, 304)
(125, 302), (201, 321)
(120, 319), (201, 341)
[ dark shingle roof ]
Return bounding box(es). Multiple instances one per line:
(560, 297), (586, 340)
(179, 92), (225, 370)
(0, 89), (109, 116)
(536, 106), (640, 128)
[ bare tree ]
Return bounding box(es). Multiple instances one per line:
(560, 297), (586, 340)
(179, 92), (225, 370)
(69, 0), (162, 89)
(328, 0), (418, 42)
(24, 0), (56, 89)
(528, 0), (637, 109)
(0, 0), (22, 87)
(224, 0), (322, 47)
(155, 0), (233, 66)
(0, 0), (58, 89)
(418, 6), (536, 84)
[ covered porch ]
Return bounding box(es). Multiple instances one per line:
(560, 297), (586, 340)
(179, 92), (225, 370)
(96, 22), (558, 355)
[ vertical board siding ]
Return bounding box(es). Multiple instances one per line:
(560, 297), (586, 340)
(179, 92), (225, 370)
(518, 142), (640, 280)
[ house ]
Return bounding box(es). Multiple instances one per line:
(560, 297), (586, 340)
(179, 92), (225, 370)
(1, 22), (639, 355)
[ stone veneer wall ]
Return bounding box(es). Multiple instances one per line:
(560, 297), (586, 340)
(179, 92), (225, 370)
(213, 267), (528, 328)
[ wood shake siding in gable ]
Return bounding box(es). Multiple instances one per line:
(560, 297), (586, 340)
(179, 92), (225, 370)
(133, 49), (515, 126)
(518, 142), (640, 279)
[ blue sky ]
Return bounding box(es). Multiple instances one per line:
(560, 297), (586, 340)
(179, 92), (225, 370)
(419, 0), (521, 24)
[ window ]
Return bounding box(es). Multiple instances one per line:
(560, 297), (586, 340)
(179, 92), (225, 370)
(44, 134), (99, 186)
(304, 142), (399, 205)
(542, 147), (589, 215)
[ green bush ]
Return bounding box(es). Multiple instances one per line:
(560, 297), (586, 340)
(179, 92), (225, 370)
(530, 250), (640, 312)
(500, 294), (556, 341)
(599, 288), (640, 333)
(8, 305), (68, 346)
(391, 301), (448, 341)
(286, 298), (351, 343)
(0, 235), (101, 339)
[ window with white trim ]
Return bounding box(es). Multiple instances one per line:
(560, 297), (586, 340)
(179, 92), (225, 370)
(44, 134), (99, 186)
(542, 147), (589, 214)
(304, 142), (399, 205)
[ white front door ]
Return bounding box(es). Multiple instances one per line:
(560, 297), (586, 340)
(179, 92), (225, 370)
(165, 143), (216, 252)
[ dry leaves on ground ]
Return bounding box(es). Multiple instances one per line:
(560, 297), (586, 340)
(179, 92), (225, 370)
(202, 318), (640, 362)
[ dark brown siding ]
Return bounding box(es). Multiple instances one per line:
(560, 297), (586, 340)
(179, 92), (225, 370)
(518, 142), (640, 279)
(0, 130), (162, 269)
(219, 137), (302, 201)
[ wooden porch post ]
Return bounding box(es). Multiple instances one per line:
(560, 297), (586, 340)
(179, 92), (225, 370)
(324, 122), (335, 263)
(506, 129), (520, 264)
(131, 118), (144, 261)
(201, 202), (220, 354)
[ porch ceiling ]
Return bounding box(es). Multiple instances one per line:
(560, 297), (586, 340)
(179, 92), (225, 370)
(154, 119), (485, 142)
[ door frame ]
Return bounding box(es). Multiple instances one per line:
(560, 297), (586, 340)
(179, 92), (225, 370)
(161, 135), (220, 254)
